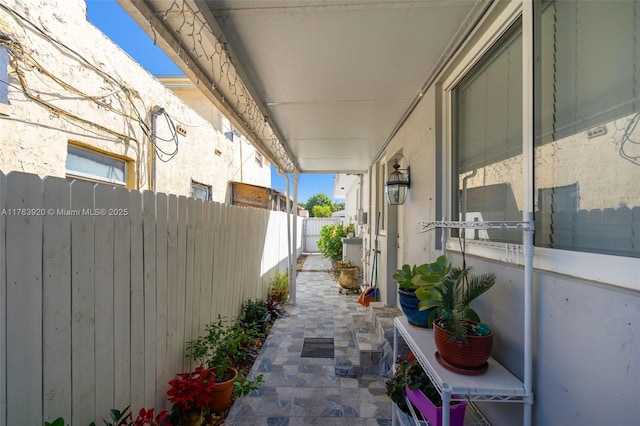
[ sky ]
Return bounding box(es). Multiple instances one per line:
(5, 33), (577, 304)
(85, 0), (339, 204)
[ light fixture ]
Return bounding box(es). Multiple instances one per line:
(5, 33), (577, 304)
(385, 156), (410, 205)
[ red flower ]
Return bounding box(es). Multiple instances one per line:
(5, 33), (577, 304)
(167, 366), (217, 412)
(131, 408), (171, 426)
(407, 353), (416, 361)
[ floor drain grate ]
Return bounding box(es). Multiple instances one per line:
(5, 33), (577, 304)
(301, 337), (334, 358)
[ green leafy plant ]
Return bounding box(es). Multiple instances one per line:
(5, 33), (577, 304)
(185, 315), (264, 391)
(44, 419), (66, 426)
(393, 255), (451, 292)
(240, 299), (269, 332)
(418, 265), (496, 342)
(335, 259), (357, 270)
(267, 269), (289, 304)
(233, 373), (265, 397)
(386, 354), (441, 414)
(240, 299), (269, 325)
(317, 224), (346, 260)
(80, 405), (171, 426)
(345, 223), (355, 234)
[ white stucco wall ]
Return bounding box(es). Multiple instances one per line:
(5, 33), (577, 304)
(0, 0), (269, 201)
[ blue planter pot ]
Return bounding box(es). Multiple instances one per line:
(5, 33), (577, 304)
(398, 289), (431, 328)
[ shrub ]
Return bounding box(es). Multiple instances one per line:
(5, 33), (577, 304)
(317, 224), (346, 260)
(267, 270), (289, 304)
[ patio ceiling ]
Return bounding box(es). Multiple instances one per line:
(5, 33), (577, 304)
(118, 0), (488, 174)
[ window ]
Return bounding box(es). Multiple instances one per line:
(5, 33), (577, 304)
(452, 21), (523, 244)
(66, 145), (127, 186)
(191, 180), (211, 201)
(254, 150), (263, 167)
(0, 46), (9, 111)
(535, 0), (640, 258)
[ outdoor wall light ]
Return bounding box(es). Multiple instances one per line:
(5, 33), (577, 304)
(385, 157), (410, 205)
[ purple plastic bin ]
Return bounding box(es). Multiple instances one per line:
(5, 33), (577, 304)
(405, 387), (467, 426)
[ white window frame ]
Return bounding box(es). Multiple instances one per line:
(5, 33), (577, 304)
(440, 1), (639, 291)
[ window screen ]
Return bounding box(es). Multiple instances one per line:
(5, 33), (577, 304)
(0, 46), (8, 104)
(452, 21), (523, 244)
(66, 145), (126, 186)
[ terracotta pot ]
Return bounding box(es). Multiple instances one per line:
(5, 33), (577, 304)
(209, 367), (238, 412)
(338, 267), (360, 289)
(433, 320), (493, 374)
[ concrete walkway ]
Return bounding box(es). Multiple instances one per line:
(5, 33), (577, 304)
(225, 254), (392, 425)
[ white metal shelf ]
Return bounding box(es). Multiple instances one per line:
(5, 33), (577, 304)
(391, 216), (534, 426)
(418, 220), (531, 231)
(396, 398), (491, 426)
(394, 317), (527, 402)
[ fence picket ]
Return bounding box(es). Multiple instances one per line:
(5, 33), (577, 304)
(166, 194), (181, 385)
(69, 179), (96, 425)
(155, 192), (169, 409)
(177, 196), (189, 373)
(95, 185), (115, 417)
(142, 191), (158, 408)
(42, 177), (72, 422)
(211, 202), (224, 320)
(195, 199), (205, 331)
(6, 173), (44, 425)
(200, 201), (213, 328)
(113, 186), (131, 408)
(129, 190), (145, 411)
(183, 197), (197, 371)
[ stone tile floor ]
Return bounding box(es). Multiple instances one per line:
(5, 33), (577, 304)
(225, 254), (393, 425)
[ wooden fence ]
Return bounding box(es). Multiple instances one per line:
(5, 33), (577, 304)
(0, 171), (298, 425)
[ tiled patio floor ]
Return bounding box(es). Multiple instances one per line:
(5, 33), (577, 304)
(225, 254), (393, 425)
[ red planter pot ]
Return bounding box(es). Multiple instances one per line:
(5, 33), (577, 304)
(405, 387), (467, 426)
(433, 320), (493, 375)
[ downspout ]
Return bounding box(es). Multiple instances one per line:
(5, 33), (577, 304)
(150, 105), (165, 191)
(276, 168), (294, 305)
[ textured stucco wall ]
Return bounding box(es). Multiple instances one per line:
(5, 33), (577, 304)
(0, 0), (269, 200)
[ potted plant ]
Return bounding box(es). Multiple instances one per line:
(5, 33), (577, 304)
(50, 406), (172, 426)
(393, 256), (451, 328)
(167, 366), (216, 425)
(417, 265), (496, 375)
(345, 222), (355, 238)
(335, 259), (360, 291)
(386, 354), (467, 426)
(185, 315), (264, 412)
(267, 269), (289, 304)
(240, 298), (270, 333)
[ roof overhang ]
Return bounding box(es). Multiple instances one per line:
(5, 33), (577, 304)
(117, 0), (491, 174)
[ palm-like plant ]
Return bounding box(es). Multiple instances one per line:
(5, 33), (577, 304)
(417, 266), (495, 343)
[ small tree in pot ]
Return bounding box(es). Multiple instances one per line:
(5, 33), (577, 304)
(418, 265), (496, 374)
